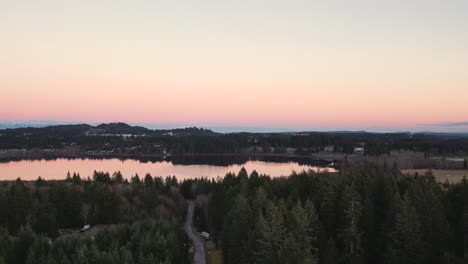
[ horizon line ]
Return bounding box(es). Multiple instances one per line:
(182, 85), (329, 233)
(1, 119), (468, 134)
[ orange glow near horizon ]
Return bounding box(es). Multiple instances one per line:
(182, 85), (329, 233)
(1, 1), (468, 131)
(2, 76), (466, 129)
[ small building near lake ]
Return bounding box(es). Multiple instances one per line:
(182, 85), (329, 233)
(353, 147), (365, 155)
(324, 146), (335, 152)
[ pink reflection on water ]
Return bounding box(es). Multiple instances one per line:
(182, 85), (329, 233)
(0, 158), (334, 181)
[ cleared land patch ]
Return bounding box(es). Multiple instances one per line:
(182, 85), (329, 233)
(401, 169), (468, 183)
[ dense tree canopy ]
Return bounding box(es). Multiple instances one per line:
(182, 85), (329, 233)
(2, 124), (468, 159)
(0, 167), (466, 264)
(185, 168), (467, 264)
(0, 172), (188, 264)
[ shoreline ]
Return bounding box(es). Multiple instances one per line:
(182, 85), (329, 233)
(0, 149), (342, 163)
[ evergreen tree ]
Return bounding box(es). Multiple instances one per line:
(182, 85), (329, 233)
(13, 226), (37, 264)
(112, 171), (124, 183)
(33, 200), (57, 237)
(337, 184), (363, 263)
(288, 201), (317, 264)
(361, 196), (376, 264)
(144, 173), (154, 188)
(319, 185), (337, 237)
(131, 174), (141, 185)
(7, 179), (32, 233)
(35, 177), (46, 187)
(252, 187), (269, 216)
(72, 173), (82, 184)
(74, 247), (89, 264)
(0, 228), (11, 263)
(238, 167), (248, 179)
(93, 171), (111, 183)
(322, 238), (338, 264)
(388, 193), (422, 264)
(26, 236), (51, 264)
(304, 200), (320, 257)
(408, 180), (450, 263)
(463, 181), (468, 262)
(254, 201), (286, 264)
(223, 194), (251, 264)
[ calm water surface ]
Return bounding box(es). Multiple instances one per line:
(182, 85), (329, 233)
(0, 158), (335, 181)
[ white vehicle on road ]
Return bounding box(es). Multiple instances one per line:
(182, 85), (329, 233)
(201, 232), (210, 240)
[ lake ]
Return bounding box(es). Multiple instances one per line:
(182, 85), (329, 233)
(0, 156), (335, 181)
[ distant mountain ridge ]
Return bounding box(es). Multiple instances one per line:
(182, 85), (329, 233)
(1, 121), (468, 136)
(0, 120), (75, 129)
(0, 122), (219, 137)
(89, 122), (150, 135)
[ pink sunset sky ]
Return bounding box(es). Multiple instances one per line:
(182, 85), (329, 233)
(1, 1), (468, 132)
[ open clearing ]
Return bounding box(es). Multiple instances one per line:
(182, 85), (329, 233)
(401, 169), (468, 183)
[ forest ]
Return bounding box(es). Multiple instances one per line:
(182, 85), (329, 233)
(0, 172), (189, 264)
(183, 168), (468, 264)
(0, 167), (467, 264)
(2, 123), (468, 158)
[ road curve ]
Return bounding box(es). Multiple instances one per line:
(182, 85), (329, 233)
(185, 201), (207, 264)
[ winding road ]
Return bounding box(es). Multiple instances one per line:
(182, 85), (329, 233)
(185, 201), (207, 264)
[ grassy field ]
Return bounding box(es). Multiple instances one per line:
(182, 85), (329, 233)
(401, 169), (468, 183)
(206, 240), (223, 264)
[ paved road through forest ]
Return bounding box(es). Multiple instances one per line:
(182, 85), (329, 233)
(184, 201), (206, 264)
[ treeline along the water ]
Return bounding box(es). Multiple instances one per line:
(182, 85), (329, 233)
(2, 123), (468, 156)
(0, 168), (467, 264)
(183, 168), (468, 264)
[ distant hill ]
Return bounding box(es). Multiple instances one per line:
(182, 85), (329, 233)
(0, 122), (218, 137)
(2, 124), (93, 137)
(0, 120), (75, 129)
(87, 122), (151, 135)
(157, 127), (219, 136)
(414, 131), (468, 137)
(1, 121), (467, 137)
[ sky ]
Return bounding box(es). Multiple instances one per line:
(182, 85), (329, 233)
(1, 0), (468, 132)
